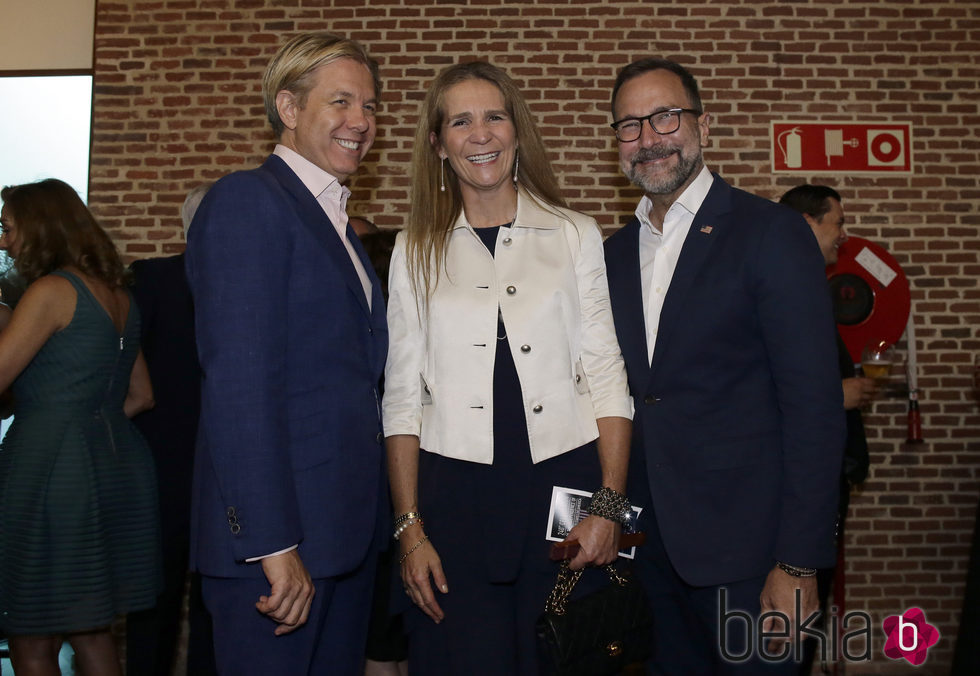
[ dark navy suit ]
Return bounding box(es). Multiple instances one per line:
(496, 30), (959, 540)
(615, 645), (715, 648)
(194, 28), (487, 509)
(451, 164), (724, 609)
(127, 254), (215, 675)
(185, 155), (388, 674)
(604, 175), (845, 673)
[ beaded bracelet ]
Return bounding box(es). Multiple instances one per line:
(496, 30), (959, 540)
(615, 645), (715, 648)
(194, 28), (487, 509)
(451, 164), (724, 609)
(393, 517), (423, 541)
(588, 486), (632, 529)
(777, 561), (817, 578)
(399, 535), (429, 565)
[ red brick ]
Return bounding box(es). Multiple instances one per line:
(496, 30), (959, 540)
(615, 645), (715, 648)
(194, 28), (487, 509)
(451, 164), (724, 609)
(88, 4), (980, 669)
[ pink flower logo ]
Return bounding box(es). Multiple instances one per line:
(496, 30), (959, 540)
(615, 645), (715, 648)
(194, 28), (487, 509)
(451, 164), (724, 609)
(882, 607), (940, 665)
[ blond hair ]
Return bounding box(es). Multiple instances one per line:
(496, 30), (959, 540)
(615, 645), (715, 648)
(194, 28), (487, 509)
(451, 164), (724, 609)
(262, 32), (381, 136)
(406, 61), (566, 304)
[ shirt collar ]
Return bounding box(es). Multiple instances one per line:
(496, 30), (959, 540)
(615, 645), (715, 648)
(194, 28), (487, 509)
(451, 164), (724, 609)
(451, 187), (561, 231)
(273, 144), (351, 205)
(635, 165), (714, 235)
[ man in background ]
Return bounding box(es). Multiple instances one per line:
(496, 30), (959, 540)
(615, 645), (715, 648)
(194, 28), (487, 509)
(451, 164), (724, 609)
(779, 183), (874, 673)
(127, 183), (216, 676)
(349, 215), (379, 238)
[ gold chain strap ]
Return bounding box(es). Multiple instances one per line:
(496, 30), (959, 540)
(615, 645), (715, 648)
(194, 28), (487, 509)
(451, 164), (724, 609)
(544, 559), (630, 616)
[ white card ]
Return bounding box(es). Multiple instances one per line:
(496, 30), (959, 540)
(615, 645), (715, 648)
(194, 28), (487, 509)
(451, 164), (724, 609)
(545, 485), (643, 559)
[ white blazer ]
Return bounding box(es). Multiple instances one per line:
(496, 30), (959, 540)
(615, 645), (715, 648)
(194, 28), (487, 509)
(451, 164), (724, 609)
(382, 189), (632, 464)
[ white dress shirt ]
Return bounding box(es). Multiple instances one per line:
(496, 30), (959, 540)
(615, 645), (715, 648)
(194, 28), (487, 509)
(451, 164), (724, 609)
(273, 144), (372, 310)
(638, 165), (714, 364)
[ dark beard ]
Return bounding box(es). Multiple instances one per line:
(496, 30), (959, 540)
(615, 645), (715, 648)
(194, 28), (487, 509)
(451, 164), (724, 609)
(626, 145), (702, 196)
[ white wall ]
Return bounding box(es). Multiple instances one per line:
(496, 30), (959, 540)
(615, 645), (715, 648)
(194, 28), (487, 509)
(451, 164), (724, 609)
(0, 0), (95, 70)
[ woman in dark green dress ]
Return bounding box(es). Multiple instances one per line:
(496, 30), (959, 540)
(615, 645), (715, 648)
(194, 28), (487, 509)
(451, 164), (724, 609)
(0, 179), (161, 675)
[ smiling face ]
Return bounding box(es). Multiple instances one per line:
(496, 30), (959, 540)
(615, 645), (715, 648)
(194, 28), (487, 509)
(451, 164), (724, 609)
(806, 197), (847, 265)
(613, 69), (709, 204)
(0, 204), (21, 259)
(432, 78), (518, 203)
(276, 57), (377, 182)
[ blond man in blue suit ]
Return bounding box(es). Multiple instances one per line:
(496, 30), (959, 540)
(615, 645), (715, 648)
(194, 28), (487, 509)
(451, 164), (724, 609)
(185, 33), (388, 675)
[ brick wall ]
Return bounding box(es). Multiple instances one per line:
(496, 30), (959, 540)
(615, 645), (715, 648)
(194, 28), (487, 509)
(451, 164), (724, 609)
(91, 1), (979, 672)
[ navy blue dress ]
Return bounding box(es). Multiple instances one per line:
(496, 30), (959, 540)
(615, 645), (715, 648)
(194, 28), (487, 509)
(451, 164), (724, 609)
(404, 226), (604, 675)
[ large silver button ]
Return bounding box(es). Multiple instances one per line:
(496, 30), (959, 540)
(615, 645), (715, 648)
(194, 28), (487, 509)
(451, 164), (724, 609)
(502, 237), (512, 245)
(506, 285), (516, 295)
(532, 404), (543, 413)
(520, 344), (531, 353)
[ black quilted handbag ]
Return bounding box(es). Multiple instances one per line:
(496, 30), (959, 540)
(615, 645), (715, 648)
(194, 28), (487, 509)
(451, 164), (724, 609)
(535, 559), (653, 675)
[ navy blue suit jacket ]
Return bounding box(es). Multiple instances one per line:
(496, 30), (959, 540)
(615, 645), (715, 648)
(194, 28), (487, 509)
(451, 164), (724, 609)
(603, 174), (845, 587)
(185, 155), (388, 579)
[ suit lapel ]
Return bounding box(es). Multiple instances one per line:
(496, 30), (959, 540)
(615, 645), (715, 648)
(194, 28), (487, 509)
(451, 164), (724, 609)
(347, 228), (388, 374)
(349, 227), (386, 325)
(263, 156), (373, 319)
(649, 175), (730, 379)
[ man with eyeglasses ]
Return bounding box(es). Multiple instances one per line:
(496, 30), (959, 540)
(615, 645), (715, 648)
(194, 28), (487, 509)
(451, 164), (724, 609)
(603, 58), (845, 673)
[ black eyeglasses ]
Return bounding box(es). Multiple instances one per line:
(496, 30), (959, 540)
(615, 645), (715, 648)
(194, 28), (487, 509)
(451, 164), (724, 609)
(610, 108), (702, 143)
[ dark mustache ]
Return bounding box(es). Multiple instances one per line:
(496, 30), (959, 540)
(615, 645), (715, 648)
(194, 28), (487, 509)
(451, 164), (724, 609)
(631, 147), (677, 167)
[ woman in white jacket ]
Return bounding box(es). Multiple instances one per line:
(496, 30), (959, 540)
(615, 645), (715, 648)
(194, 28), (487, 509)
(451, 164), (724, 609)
(383, 61), (633, 675)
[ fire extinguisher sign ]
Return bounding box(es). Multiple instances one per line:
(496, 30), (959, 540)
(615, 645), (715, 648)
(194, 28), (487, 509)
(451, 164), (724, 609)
(771, 121), (913, 174)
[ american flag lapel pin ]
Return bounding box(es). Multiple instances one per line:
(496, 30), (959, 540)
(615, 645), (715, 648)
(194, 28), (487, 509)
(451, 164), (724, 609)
(699, 225), (713, 234)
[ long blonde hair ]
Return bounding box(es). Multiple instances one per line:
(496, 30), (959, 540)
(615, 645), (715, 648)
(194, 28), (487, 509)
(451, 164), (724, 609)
(406, 61), (566, 304)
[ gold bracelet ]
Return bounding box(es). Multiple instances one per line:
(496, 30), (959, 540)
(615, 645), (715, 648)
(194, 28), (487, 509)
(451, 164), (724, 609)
(399, 535), (429, 565)
(393, 511), (422, 527)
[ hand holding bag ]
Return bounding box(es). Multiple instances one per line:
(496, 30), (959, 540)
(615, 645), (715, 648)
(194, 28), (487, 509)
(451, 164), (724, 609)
(535, 559), (653, 676)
